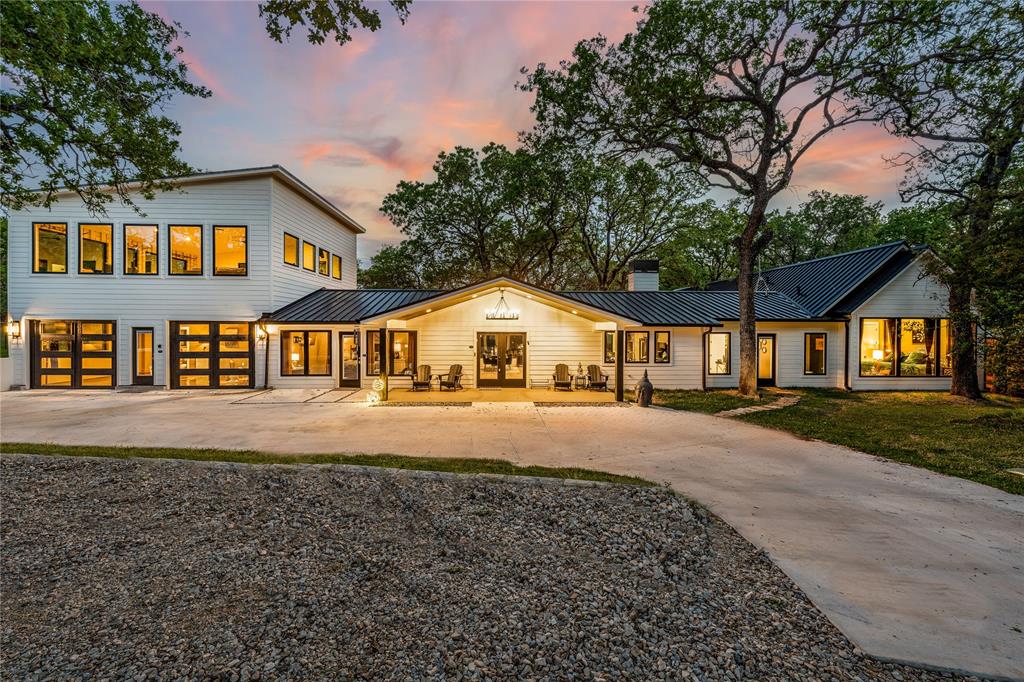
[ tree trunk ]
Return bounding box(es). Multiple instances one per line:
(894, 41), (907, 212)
(948, 282), (981, 399)
(736, 198), (768, 398)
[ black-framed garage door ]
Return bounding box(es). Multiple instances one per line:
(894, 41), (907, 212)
(170, 321), (254, 388)
(30, 320), (117, 388)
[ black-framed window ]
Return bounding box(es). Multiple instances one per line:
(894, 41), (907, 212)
(625, 331), (649, 363)
(603, 331), (615, 364)
(78, 223), (113, 274)
(331, 254), (342, 280)
(318, 247), (329, 276)
(302, 241), (316, 271)
(860, 317), (950, 377)
(281, 330), (332, 376)
(124, 224), (159, 275)
(388, 330), (417, 375)
(32, 222), (68, 273)
(367, 330), (381, 375)
(213, 226), (247, 276)
(170, 321), (253, 388)
(283, 233), (299, 267)
(707, 332), (731, 375)
(804, 333), (827, 375)
(654, 331), (670, 364)
(169, 225), (203, 276)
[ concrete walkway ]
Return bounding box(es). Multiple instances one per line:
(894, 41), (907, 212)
(2, 391), (1021, 679)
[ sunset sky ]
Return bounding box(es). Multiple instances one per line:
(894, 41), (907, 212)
(145, 0), (915, 260)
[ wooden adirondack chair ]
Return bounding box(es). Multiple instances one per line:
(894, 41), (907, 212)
(587, 364), (608, 391)
(439, 364), (463, 391)
(552, 363), (573, 391)
(411, 364), (432, 391)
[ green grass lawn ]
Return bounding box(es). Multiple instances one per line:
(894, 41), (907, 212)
(0, 442), (652, 486)
(629, 388), (777, 414)
(736, 390), (1024, 495)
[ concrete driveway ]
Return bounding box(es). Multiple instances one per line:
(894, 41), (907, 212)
(2, 390), (1022, 679)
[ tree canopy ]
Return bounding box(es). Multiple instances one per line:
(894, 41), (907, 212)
(1, 0), (210, 214)
(258, 0), (411, 47)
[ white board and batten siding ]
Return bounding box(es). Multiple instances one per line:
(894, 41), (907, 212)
(269, 178), (358, 308)
(6, 175), (359, 388)
(849, 257), (951, 391)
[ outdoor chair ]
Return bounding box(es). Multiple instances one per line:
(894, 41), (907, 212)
(439, 364), (463, 391)
(552, 363), (573, 391)
(587, 364), (608, 391)
(411, 364), (432, 391)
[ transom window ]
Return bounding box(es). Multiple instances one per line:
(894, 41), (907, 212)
(213, 226), (247, 276)
(860, 318), (950, 377)
(625, 331), (649, 363)
(79, 223), (113, 274)
(33, 222), (68, 273)
(169, 225), (203, 275)
(124, 224), (159, 275)
(804, 333), (827, 375)
(318, 247), (329, 276)
(283, 233), (299, 267)
(331, 254), (342, 280)
(281, 330), (331, 376)
(302, 241), (316, 271)
(654, 331), (670, 364)
(707, 332), (731, 375)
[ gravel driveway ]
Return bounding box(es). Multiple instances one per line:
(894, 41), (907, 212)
(2, 455), (966, 681)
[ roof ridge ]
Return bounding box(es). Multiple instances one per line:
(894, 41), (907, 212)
(758, 241), (907, 274)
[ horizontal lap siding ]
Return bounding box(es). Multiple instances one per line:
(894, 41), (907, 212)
(849, 259), (951, 391)
(705, 322), (846, 389)
(622, 328), (703, 391)
(7, 178), (273, 387)
(270, 179), (358, 308)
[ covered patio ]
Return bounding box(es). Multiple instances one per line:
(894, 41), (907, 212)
(385, 387), (619, 404)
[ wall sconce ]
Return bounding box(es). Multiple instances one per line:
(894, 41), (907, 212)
(7, 318), (21, 340)
(255, 320), (269, 342)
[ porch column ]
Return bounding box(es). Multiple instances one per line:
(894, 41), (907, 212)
(379, 327), (388, 401)
(615, 330), (625, 402)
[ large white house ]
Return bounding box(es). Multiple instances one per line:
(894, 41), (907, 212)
(5, 166), (955, 398)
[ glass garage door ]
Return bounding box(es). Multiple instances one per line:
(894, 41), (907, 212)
(31, 320), (117, 388)
(170, 321), (254, 389)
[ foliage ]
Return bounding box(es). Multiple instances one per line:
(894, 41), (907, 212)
(523, 0), (921, 396)
(0, 0), (210, 215)
(657, 200), (743, 290)
(258, 0), (410, 46)
(0, 217), (6, 359)
(357, 242), (428, 290)
(761, 191), (883, 268)
(738, 390), (1024, 495)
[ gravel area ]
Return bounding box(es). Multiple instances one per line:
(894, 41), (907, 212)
(2, 454), (969, 681)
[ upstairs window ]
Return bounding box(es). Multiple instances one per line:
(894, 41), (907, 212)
(302, 241), (316, 271)
(79, 223), (113, 274)
(318, 247), (329, 276)
(169, 225), (203, 275)
(804, 333), (827, 375)
(213, 226), (247, 276)
(331, 254), (342, 280)
(124, 224), (158, 275)
(283, 233), (299, 267)
(33, 222), (68, 273)
(625, 331), (649, 363)
(707, 333), (731, 375)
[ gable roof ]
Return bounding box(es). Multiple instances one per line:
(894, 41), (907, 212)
(700, 241), (911, 316)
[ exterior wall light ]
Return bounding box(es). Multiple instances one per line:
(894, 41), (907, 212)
(7, 318), (21, 339)
(255, 321), (269, 342)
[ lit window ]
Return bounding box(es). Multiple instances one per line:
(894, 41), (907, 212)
(860, 318), (896, 376)
(625, 331), (649, 363)
(303, 241), (316, 271)
(603, 331), (615, 364)
(898, 318), (939, 376)
(213, 226), (247, 275)
(124, 225), (158, 275)
(283, 233), (299, 267)
(332, 254), (342, 280)
(804, 333), (827, 375)
(367, 330), (381, 375)
(939, 319), (952, 376)
(388, 331), (416, 375)
(654, 331), (670, 364)
(33, 222), (68, 273)
(169, 225), (203, 275)
(281, 330), (331, 376)
(318, 248), (329, 276)
(79, 223), (113, 274)
(707, 333), (730, 375)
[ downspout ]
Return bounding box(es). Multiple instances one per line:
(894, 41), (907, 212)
(843, 318), (851, 391)
(701, 327), (710, 391)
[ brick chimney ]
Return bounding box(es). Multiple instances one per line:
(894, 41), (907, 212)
(628, 259), (660, 291)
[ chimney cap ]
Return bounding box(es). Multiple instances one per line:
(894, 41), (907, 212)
(630, 259), (660, 273)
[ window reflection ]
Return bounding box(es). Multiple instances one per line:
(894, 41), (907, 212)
(79, 224), (113, 274)
(214, 226), (247, 275)
(125, 225), (158, 275)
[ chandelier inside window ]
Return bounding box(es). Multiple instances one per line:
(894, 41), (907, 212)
(485, 288), (519, 320)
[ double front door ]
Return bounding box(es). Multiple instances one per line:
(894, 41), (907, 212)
(477, 332), (526, 388)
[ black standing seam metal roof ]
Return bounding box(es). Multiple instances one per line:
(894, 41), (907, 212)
(699, 241), (911, 317)
(265, 289), (443, 324)
(560, 290), (812, 325)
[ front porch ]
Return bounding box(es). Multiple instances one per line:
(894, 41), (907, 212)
(385, 387), (619, 404)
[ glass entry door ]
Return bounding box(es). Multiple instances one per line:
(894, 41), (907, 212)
(339, 332), (360, 387)
(132, 327), (154, 385)
(477, 332), (527, 388)
(757, 334), (776, 387)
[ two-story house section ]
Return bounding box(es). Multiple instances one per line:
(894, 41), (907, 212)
(6, 166), (363, 390)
